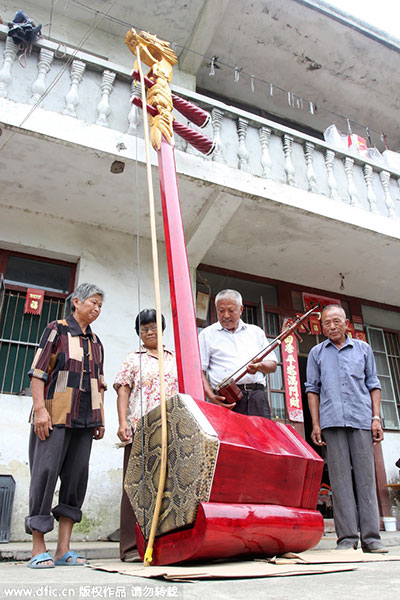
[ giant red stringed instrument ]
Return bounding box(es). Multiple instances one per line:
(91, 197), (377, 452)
(124, 29), (324, 566)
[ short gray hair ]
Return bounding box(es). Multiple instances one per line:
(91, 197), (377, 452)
(215, 289), (242, 308)
(71, 282), (104, 311)
(321, 304), (346, 320)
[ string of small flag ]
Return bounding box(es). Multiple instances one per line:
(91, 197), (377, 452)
(59, 0), (391, 149)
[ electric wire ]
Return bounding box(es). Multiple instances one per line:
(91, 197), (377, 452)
(63, 0), (390, 145)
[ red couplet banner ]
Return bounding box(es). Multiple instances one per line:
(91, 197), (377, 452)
(281, 319), (303, 423)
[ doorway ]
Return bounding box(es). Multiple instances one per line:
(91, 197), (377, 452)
(298, 340), (333, 519)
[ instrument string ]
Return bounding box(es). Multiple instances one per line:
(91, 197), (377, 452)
(135, 47), (168, 566)
(134, 112), (148, 541)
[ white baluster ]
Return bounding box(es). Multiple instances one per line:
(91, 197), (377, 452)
(363, 165), (378, 213)
(96, 70), (116, 127)
(63, 60), (85, 117)
(126, 80), (141, 134)
(30, 48), (54, 105)
(379, 170), (396, 218)
(282, 134), (295, 185)
(0, 37), (18, 98)
(325, 150), (340, 201)
(211, 108), (224, 162)
(304, 142), (317, 192)
(259, 126), (272, 178)
(344, 157), (360, 207)
(237, 117), (249, 171)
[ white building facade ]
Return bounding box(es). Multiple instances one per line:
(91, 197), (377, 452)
(0, 0), (399, 540)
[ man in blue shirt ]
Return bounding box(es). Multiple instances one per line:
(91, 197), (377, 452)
(305, 304), (387, 553)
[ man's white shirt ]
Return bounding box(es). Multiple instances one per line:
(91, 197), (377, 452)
(198, 319), (278, 389)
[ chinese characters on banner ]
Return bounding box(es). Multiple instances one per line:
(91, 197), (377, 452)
(295, 313), (322, 334)
(302, 292), (341, 311)
(308, 314), (321, 335)
(24, 288), (45, 315)
(300, 293), (340, 336)
(303, 293), (368, 341)
(281, 319), (303, 422)
(354, 331), (367, 341)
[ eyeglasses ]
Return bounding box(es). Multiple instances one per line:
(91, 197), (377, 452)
(140, 325), (158, 334)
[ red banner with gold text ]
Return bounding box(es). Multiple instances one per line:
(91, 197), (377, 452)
(281, 318), (303, 423)
(302, 293), (340, 311)
(24, 288), (45, 315)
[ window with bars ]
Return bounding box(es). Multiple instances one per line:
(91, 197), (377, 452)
(0, 293), (66, 394)
(385, 332), (400, 419)
(366, 326), (400, 430)
(264, 311), (286, 420)
(0, 274), (5, 321)
(242, 304), (257, 325)
(0, 250), (75, 395)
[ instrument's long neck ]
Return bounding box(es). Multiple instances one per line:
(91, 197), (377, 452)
(158, 137), (204, 400)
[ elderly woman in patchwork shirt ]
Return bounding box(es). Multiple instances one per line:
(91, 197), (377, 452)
(26, 283), (106, 569)
(114, 308), (178, 562)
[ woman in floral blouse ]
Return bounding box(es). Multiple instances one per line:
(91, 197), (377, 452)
(113, 309), (178, 561)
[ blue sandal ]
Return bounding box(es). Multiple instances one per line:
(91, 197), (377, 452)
(27, 552), (55, 569)
(55, 550), (87, 566)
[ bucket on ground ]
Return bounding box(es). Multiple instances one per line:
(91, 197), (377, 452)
(0, 475), (16, 543)
(383, 516), (397, 532)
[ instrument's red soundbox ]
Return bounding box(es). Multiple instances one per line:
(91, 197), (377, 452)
(125, 393), (324, 565)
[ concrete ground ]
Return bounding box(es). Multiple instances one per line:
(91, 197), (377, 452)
(1, 532), (400, 600)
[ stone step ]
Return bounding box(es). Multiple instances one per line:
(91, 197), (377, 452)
(0, 541), (119, 561)
(2, 530), (400, 561)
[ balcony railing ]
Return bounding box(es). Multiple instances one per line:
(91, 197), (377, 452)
(1, 28), (399, 223)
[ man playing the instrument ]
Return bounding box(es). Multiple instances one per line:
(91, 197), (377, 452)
(305, 304), (387, 553)
(199, 289), (277, 417)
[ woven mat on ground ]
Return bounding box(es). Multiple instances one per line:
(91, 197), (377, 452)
(86, 549), (400, 581)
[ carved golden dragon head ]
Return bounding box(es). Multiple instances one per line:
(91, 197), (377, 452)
(125, 29), (177, 82)
(125, 28), (178, 149)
